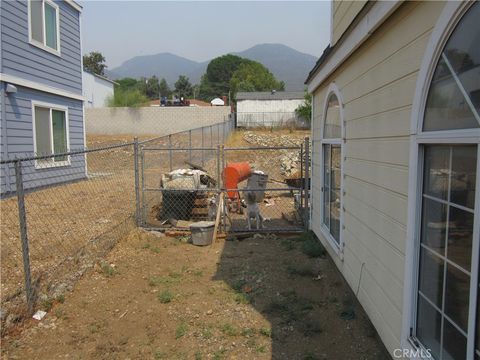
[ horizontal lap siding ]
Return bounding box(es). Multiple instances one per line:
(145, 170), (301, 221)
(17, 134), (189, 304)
(332, 1), (367, 45)
(1, 86), (85, 194)
(1, 0), (82, 95)
(310, 1), (445, 354)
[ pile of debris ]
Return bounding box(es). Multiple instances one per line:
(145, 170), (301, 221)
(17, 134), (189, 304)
(243, 132), (304, 147)
(159, 168), (216, 221)
(280, 152), (301, 177)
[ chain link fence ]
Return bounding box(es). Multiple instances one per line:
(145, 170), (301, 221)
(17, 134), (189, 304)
(0, 118), (233, 332)
(139, 135), (310, 234)
(139, 121), (234, 228)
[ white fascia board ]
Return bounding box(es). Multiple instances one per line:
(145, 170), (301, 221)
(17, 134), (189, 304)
(0, 73), (84, 101)
(65, 0), (82, 13)
(307, 1), (401, 93)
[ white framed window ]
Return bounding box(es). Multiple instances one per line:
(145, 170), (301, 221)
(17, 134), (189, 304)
(28, 0), (61, 55)
(32, 101), (70, 168)
(404, 2), (480, 359)
(320, 85), (344, 254)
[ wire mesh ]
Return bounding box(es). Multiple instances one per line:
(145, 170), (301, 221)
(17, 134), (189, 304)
(0, 144), (136, 322)
(223, 147), (305, 232)
(139, 138), (307, 233)
(139, 121), (228, 229)
(0, 118), (234, 331)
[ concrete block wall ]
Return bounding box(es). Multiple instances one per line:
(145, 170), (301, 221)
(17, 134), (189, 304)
(85, 106), (231, 136)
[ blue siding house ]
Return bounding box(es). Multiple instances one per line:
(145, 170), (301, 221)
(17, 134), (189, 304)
(0, 0), (85, 195)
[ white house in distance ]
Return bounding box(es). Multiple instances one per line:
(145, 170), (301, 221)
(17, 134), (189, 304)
(82, 70), (117, 108)
(235, 91), (305, 127)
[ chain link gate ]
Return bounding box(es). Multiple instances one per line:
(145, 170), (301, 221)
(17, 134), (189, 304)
(138, 138), (310, 234)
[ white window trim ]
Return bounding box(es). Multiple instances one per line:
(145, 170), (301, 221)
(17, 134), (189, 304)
(28, 0), (61, 57)
(31, 100), (71, 169)
(402, 2), (480, 359)
(319, 82), (345, 258)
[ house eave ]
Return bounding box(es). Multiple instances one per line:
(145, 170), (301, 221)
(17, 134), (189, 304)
(306, 0), (402, 93)
(0, 73), (84, 101)
(65, 0), (82, 13)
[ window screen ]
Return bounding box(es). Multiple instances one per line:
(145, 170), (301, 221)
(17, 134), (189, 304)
(34, 107), (51, 156)
(44, 2), (57, 50)
(30, 0), (43, 43)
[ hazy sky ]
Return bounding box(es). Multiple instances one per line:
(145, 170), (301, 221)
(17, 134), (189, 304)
(80, 1), (330, 68)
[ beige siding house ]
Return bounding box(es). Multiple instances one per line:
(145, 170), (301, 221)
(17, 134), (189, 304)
(306, 1), (479, 359)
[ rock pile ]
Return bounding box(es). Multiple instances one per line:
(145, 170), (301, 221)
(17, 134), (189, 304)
(280, 152), (301, 177)
(243, 132), (304, 147)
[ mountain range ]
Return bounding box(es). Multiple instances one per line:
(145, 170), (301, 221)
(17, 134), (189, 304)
(106, 44), (318, 91)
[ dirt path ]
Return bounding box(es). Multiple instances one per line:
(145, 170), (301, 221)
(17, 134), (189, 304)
(2, 229), (388, 360)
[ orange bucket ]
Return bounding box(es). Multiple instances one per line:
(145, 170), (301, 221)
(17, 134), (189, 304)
(223, 162), (252, 199)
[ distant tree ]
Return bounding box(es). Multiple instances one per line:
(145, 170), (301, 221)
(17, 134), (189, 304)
(198, 74), (215, 100)
(115, 77), (140, 90)
(107, 88), (148, 107)
(174, 75), (193, 98)
(83, 51), (107, 76)
(145, 75), (160, 99)
(198, 54), (247, 101)
(159, 78), (171, 98)
(295, 90), (312, 124)
(191, 84), (200, 100)
(229, 60), (284, 96)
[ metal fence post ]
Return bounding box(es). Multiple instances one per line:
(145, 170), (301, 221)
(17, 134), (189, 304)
(14, 160), (34, 312)
(168, 134), (173, 171)
(188, 130), (192, 163)
(210, 125), (213, 147)
(201, 127), (205, 166)
(141, 149), (146, 226)
(216, 144), (221, 191)
(133, 137), (141, 226)
(304, 137), (310, 231)
(221, 145), (227, 233)
(300, 142), (304, 210)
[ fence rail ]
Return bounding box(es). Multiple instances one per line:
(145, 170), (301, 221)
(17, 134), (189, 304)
(0, 116), (313, 336)
(0, 117), (234, 332)
(139, 138), (309, 234)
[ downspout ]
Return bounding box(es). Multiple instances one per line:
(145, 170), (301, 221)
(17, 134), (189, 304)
(79, 10), (88, 178)
(1, 86), (9, 194)
(0, 2), (12, 193)
(308, 92), (314, 229)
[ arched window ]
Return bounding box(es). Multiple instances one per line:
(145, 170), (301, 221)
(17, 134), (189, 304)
(410, 3), (480, 359)
(321, 89), (343, 250)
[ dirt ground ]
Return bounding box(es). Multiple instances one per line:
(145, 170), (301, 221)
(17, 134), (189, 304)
(2, 229), (389, 360)
(0, 137), (136, 304)
(0, 129), (306, 305)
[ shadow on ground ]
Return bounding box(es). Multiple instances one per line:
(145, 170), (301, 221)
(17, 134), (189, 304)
(213, 232), (390, 360)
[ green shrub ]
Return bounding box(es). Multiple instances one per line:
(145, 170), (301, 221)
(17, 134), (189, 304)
(158, 290), (173, 303)
(175, 322), (188, 339)
(300, 233), (325, 258)
(107, 88), (149, 107)
(221, 323), (238, 336)
(259, 327), (271, 337)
